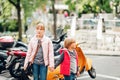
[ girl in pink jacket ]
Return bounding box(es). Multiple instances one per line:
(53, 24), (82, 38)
(24, 23), (54, 80)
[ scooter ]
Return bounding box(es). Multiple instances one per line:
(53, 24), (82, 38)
(47, 43), (96, 80)
(75, 43), (96, 79)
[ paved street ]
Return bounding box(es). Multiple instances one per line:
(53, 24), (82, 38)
(0, 55), (120, 80)
(77, 55), (120, 80)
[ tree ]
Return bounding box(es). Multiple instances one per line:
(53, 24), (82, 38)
(0, 0), (13, 32)
(8, 0), (48, 40)
(5, 0), (57, 40)
(64, 0), (114, 14)
(51, 0), (57, 40)
(98, 0), (112, 13)
(22, 0), (48, 31)
(8, 0), (22, 40)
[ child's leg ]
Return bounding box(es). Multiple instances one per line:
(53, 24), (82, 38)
(64, 75), (70, 80)
(64, 73), (76, 80)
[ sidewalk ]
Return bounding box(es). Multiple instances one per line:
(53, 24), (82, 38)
(0, 76), (14, 80)
(83, 50), (120, 56)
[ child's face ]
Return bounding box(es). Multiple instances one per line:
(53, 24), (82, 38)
(70, 42), (76, 49)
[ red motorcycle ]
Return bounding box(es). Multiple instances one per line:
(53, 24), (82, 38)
(7, 48), (28, 78)
(7, 47), (64, 79)
(0, 36), (14, 49)
(0, 36), (27, 74)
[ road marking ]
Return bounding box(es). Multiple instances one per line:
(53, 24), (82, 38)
(77, 73), (120, 80)
(77, 76), (90, 79)
(97, 74), (120, 80)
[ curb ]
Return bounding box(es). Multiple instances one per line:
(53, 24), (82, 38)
(0, 76), (14, 80)
(83, 50), (120, 56)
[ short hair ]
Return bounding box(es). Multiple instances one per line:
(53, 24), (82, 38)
(64, 37), (76, 48)
(36, 23), (45, 30)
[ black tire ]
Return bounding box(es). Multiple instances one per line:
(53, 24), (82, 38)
(88, 66), (96, 79)
(58, 78), (64, 80)
(9, 59), (24, 78)
(0, 58), (3, 73)
(80, 66), (85, 74)
(0, 57), (6, 73)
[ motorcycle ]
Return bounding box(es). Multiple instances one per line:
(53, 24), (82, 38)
(0, 47), (27, 73)
(7, 47), (64, 79)
(53, 33), (67, 56)
(0, 36), (28, 73)
(0, 36), (14, 50)
(0, 36), (27, 50)
(7, 48), (27, 78)
(0, 50), (7, 73)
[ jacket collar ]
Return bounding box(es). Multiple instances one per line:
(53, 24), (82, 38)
(34, 35), (46, 42)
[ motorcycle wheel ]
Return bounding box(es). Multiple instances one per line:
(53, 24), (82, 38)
(0, 58), (6, 73)
(0, 60), (3, 73)
(9, 59), (24, 78)
(88, 66), (96, 79)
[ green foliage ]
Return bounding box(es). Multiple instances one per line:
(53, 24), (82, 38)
(98, 0), (112, 13)
(65, 0), (75, 11)
(0, 0), (13, 32)
(0, 0), (12, 17)
(22, 0), (48, 18)
(0, 0), (48, 32)
(64, 0), (115, 14)
(103, 1), (112, 13)
(8, 20), (17, 31)
(64, 24), (70, 32)
(0, 0), (12, 19)
(0, 19), (17, 32)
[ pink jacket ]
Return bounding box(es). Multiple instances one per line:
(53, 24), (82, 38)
(59, 48), (78, 76)
(24, 35), (54, 68)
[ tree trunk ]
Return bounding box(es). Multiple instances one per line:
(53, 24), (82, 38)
(17, 7), (22, 40)
(8, 0), (22, 41)
(52, 0), (57, 40)
(17, 0), (22, 41)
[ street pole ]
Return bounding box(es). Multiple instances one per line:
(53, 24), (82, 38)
(70, 0), (77, 37)
(52, 0), (57, 40)
(70, 14), (76, 37)
(97, 14), (102, 39)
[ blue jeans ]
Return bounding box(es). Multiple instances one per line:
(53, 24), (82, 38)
(32, 63), (48, 80)
(64, 73), (76, 80)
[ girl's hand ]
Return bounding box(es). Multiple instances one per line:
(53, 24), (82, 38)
(49, 67), (54, 72)
(24, 62), (32, 70)
(24, 65), (27, 70)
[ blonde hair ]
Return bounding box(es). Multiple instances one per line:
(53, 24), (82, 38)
(36, 23), (45, 30)
(64, 37), (76, 48)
